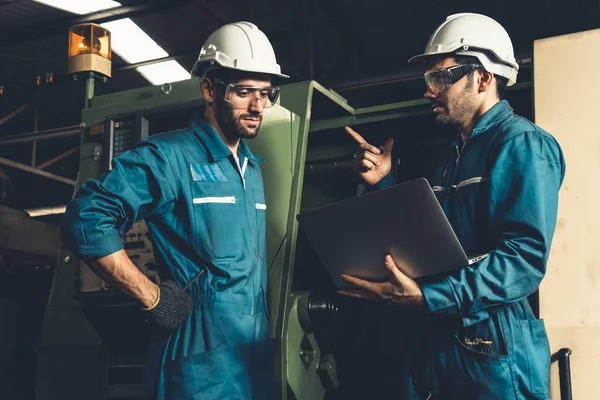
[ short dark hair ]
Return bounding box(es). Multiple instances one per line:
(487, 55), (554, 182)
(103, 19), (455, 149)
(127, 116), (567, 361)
(494, 75), (509, 99)
(203, 68), (248, 99)
(202, 69), (226, 99)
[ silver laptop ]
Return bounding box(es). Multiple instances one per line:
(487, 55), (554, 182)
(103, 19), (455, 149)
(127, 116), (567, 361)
(296, 178), (470, 289)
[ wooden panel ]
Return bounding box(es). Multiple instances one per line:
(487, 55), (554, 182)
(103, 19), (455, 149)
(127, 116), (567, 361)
(534, 28), (600, 400)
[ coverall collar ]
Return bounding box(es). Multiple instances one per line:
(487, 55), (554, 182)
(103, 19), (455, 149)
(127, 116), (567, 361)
(190, 115), (264, 163)
(470, 99), (513, 138)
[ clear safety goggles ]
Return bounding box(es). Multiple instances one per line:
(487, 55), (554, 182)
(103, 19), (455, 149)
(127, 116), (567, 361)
(213, 78), (280, 109)
(424, 63), (481, 93)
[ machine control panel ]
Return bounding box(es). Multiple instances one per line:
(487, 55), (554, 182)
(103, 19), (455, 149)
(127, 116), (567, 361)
(103, 114), (148, 171)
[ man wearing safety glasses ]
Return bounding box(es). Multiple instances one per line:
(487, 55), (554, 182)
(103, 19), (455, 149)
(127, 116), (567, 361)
(342, 13), (565, 399)
(202, 76), (281, 142)
(61, 22), (287, 399)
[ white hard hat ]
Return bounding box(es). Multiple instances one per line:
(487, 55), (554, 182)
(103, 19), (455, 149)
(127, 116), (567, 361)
(408, 13), (519, 86)
(191, 21), (289, 79)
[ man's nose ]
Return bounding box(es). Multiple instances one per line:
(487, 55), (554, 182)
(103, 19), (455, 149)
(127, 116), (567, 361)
(424, 86), (438, 99)
(249, 97), (265, 113)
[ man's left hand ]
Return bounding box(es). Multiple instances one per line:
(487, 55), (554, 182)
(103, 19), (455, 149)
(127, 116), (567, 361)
(337, 255), (424, 307)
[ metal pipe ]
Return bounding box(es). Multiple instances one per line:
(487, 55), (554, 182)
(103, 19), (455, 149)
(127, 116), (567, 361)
(0, 103), (31, 126)
(85, 74), (95, 110)
(0, 157), (75, 186)
(37, 146), (80, 170)
(32, 140), (37, 167)
(333, 69), (423, 91)
(0, 126), (80, 146)
(308, 0), (314, 80)
(32, 106), (39, 167)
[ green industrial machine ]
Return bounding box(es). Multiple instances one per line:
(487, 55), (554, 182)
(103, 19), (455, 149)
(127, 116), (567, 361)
(35, 77), (531, 399)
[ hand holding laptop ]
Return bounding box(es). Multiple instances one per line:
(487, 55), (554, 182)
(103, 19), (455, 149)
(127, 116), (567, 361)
(337, 254), (425, 307)
(342, 126), (424, 305)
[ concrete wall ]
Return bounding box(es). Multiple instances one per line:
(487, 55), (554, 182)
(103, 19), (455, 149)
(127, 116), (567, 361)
(534, 28), (600, 399)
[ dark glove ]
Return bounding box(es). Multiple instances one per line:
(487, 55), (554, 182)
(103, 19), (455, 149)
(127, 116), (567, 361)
(144, 280), (194, 331)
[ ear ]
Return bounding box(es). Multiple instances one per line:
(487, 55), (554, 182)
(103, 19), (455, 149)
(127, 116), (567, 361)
(201, 78), (215, 103)
(478, 69), (494, 93)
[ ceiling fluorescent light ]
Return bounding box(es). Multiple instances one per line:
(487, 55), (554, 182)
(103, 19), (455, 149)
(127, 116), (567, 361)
(100, 19), (168, 64)
(33, 0), (121, 15)
(136, 60), (191, 85)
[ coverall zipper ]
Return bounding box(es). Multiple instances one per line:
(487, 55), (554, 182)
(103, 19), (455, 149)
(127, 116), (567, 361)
(233, 153), (264, 394)
(232, 154), (261, 297)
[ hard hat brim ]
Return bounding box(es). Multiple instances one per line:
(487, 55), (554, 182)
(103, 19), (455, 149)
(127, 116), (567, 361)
(407, 52), (445, 66)
(191, 60), (290, 80)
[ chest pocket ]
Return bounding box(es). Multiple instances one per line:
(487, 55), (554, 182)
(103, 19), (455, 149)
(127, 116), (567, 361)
(252, 188), (267, 261)
(191, 181), (240, 259)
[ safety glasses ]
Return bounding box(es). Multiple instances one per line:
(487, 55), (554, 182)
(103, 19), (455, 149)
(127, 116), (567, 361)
(213, 78), (280, 109)
(424, 63), (481, 93)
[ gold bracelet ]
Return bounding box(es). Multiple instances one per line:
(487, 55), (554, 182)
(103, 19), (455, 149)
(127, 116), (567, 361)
(140, 285), (160, 311)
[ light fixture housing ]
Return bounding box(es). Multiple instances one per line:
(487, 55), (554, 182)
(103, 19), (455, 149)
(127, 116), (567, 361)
(68, 23), (112, 77)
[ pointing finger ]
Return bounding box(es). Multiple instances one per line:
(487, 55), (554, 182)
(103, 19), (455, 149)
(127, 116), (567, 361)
(345, 126), (366, 144)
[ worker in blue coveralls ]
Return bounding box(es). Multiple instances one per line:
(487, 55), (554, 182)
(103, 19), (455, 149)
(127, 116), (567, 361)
(340, 13), (565, 399)
(60, 21), (288, 400)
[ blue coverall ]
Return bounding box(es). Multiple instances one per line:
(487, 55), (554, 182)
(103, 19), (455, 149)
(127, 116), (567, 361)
(61, 116), (274, 399)
(374, 100), (565, 399)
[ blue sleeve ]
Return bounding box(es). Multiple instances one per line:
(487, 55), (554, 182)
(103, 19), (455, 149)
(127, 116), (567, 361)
(421, 131), (565, 326)
(60, 140), (178, 260)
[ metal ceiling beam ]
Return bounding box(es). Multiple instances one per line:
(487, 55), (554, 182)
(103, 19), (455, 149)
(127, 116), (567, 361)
(0, 157), (76, 186)
(0, 125), (80, 146)
(0, 103), (31, 126)
(0, 0), (191, 46)
(36, 146), (80, 170)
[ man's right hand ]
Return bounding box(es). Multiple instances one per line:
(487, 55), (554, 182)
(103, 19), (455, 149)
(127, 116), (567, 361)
(85, 250), (193, 331)
(144, 281), (194, 331)
(345, 126), (394, 186)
